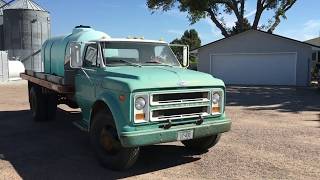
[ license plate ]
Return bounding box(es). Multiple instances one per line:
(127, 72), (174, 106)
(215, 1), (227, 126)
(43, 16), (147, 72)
(177, 130), (194, 141)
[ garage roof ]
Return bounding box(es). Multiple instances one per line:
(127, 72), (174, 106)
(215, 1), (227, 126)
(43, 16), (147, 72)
(192, 30), (320, 52)
(305, 37), (320, 47)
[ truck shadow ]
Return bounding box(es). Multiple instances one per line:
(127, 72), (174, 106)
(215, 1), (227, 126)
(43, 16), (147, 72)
(226, 86), (320, 113)
(0, 108), (201, 179)
(304, 114), (320, 128)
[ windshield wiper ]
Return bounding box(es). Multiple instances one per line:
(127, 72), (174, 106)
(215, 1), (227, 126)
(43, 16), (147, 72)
(107, 59), (141, 67)
(144, 61), (173, 67)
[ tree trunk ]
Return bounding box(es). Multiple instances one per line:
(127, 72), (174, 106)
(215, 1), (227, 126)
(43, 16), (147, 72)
(268, 0), (297, 33)
(239, 0), (245, 31)
(268, 16), (280, 33)
(206, 9), (230, 37)
(252, 0), (263, 29)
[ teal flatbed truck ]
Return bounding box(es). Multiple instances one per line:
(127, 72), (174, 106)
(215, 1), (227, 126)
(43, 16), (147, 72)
(21, 26), (231, 170)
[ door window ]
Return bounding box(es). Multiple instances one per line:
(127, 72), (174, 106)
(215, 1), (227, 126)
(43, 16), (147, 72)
(84, 44), (98, 67)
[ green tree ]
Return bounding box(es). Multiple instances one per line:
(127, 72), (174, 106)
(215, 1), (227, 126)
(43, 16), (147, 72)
(228, 18), (252, 35)
(170, 29), (201, 69)
(147, 0), (297, 37)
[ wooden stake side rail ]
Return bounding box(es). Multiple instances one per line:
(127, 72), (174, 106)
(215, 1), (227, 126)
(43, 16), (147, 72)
(20, 73), (75, 94)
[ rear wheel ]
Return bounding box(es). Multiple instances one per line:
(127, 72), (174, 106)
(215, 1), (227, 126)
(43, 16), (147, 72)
(46, 93), (57, 121)
(29, 86), (47, 121)
(90, 111), (139, 170)
(182, 134), (221, 152)
(29, 83), (57, 122)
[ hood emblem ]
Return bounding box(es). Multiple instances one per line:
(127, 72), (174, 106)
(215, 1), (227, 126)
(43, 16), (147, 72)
(178, 81), (188, 87)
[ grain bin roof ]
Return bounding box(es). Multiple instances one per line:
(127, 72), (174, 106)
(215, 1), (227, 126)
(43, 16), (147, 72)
(0, 0), (6, 7)
(0, 0), (8, 15)
(5, 0), (47, 12)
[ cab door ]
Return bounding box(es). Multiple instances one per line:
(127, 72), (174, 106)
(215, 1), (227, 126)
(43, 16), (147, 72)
(75, 43), (100, 123)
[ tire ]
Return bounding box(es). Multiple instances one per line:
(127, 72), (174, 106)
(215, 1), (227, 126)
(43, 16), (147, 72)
(182, 134), (221, 152)
(28, 82), (33, 103)
(46, 93), (57, 121)
(29, 86), (47, 122)
(29, 85), (57, 122)
(90, 111), (139, 170)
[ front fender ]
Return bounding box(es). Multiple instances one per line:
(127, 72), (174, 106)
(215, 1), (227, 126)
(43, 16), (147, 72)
(91, 91), (131, 135)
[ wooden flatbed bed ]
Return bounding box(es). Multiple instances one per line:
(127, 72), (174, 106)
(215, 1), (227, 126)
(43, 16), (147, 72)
(20, 70), (74, 94)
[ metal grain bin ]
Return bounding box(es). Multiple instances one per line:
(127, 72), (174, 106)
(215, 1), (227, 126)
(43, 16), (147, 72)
(3, 0), (50, 72)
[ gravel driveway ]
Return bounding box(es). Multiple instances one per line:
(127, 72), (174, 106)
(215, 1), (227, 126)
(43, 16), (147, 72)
(0, 81), (319, 180)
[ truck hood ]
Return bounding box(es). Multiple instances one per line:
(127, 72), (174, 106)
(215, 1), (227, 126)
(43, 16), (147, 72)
(101, 66), (225, 92)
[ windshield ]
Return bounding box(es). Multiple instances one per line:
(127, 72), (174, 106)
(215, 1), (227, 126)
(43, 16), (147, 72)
(100, 42), (181, 67)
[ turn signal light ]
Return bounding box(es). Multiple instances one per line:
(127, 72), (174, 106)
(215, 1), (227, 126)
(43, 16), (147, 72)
(119, 95), (126, 102)
(135, 113), (145, 120)
(212, 107), (220, 113)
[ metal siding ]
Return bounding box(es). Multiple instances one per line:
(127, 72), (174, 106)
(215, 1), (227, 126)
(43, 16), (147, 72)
(198, 30), (312, 86)
(0, 24), (4, 50)
(3, 9), (50, 72)
(0, 51), (2, 80)
(0, 51), (8, 82)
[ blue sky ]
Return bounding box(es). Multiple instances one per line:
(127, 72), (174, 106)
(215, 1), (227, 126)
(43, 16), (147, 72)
(34, 0), (320, 45)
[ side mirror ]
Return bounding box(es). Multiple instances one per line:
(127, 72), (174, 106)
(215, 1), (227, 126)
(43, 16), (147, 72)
(170, 44), (189, 68)
(70, 42), (82, 68)
(182, 45), (189, 68)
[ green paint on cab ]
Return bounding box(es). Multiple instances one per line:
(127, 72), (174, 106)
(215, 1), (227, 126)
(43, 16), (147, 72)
(42, 27), (231, 148)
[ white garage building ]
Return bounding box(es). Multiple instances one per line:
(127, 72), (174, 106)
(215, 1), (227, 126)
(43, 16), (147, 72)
(193, 30), (320, 86)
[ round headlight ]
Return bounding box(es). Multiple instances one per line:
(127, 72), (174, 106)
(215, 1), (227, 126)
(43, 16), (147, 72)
(135, 97), (146, 110)
(212, 93), (220, 104)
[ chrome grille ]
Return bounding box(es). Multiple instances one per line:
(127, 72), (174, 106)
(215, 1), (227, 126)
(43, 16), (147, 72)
(151, 90), (210, 105)
(150, 90), (211, 121)
(151, 106), (209, 121)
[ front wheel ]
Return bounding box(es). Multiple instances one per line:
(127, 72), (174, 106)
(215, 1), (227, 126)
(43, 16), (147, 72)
(182, 134), (221, 152)
(90, 111), (140, 170)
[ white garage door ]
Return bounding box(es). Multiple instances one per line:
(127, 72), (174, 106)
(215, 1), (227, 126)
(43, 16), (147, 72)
(210, 53), (297, 85)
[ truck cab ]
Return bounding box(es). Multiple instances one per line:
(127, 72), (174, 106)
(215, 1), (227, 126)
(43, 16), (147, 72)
(24, 26), (231, 170)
